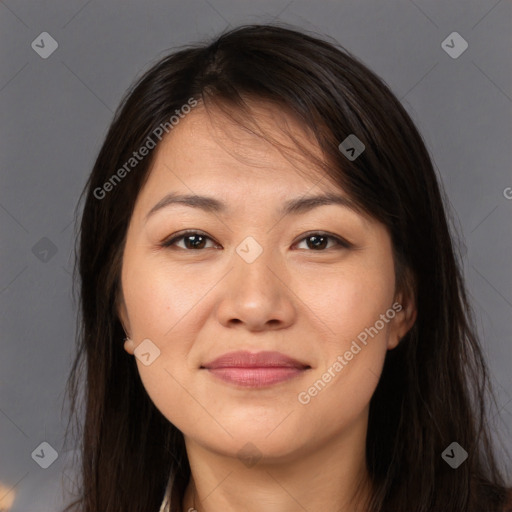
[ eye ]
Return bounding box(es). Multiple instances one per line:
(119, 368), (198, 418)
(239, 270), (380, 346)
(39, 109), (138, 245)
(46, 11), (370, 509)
(161, 230), (218, 250)
(161, 230), (351, 251)
(294, 231), (351, 251)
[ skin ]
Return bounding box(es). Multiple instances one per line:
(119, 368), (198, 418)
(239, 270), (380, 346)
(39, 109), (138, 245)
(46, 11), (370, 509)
(118, 102), (416, 512)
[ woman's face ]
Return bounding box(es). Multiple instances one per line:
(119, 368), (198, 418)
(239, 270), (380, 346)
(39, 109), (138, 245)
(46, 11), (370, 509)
(118, 103), (414, 462)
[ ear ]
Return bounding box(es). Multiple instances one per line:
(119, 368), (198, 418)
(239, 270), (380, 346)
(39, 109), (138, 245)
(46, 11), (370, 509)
(123, 336), (135, 355)
(387, 285), (417, 350)
(116, 290), (134, 355)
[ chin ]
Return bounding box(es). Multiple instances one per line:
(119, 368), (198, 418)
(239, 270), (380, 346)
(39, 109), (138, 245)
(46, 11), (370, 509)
(196, 424), (307, 462)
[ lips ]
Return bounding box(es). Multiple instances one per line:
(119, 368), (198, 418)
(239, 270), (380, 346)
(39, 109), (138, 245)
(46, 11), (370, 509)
(202, 350), (309, 370)
(201, 350), (311, 388)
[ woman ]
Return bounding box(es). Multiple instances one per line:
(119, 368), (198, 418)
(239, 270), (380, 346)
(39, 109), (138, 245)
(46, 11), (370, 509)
(63, 24), (511, 512)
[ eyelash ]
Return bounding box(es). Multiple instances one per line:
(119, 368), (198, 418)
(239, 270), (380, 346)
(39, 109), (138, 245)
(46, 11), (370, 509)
(160, 230), (351, 251)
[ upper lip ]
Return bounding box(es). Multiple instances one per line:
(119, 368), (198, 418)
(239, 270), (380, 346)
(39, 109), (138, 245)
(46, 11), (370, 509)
(202, 350), (310, 369)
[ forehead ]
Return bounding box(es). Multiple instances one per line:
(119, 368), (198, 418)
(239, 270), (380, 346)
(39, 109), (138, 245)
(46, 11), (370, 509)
(143, 101), (334, 198)
(127, 102), (375, 234)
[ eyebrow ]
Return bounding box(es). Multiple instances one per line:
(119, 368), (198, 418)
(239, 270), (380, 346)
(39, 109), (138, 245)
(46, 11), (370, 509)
(144, 192), (360, 222)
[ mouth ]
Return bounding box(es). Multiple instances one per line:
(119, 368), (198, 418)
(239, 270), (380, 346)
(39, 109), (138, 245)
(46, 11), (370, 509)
(201, 350), (311, 388)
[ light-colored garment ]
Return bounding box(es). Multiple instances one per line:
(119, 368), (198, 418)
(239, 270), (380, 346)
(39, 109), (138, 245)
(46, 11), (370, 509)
(158, 478), (171, 512)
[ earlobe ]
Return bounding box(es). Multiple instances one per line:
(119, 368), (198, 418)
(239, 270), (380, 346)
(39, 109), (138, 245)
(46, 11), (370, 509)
(124, 337), (135, 355)
(387, 333), (401, 350)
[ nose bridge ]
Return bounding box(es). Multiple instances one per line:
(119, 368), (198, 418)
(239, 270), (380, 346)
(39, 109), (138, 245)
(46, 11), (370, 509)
(232, 233), (280, 294)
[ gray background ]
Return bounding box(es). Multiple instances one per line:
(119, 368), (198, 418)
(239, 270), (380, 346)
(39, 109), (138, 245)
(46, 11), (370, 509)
(1, 1), (511, 510)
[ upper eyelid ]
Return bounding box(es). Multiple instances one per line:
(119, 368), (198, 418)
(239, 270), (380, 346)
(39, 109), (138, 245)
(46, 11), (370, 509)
(162, 230), (351, 248)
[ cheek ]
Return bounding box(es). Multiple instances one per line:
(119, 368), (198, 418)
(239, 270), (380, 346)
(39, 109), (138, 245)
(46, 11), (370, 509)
(296, 291), (392, 435)
(122, 257), (205, 339)
(122, 260), (202, 425)
(297, 346), (386, 443)
(297, 254), (396, 345)
(293, 255), (395, 415)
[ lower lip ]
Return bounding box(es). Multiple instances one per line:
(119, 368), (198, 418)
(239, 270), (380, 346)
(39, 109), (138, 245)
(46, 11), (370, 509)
(205, 367), (307, 387)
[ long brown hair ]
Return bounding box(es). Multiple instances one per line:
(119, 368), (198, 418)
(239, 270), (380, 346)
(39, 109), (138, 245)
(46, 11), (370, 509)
(63, 23), (511, 511)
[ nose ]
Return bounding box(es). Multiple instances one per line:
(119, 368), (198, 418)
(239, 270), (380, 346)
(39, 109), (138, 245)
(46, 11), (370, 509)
(214, 241), (297, 332)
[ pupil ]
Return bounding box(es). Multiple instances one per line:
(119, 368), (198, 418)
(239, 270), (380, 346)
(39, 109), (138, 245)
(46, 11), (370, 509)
(186, 235), (205, 249)
(309, 235), (327, 250)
